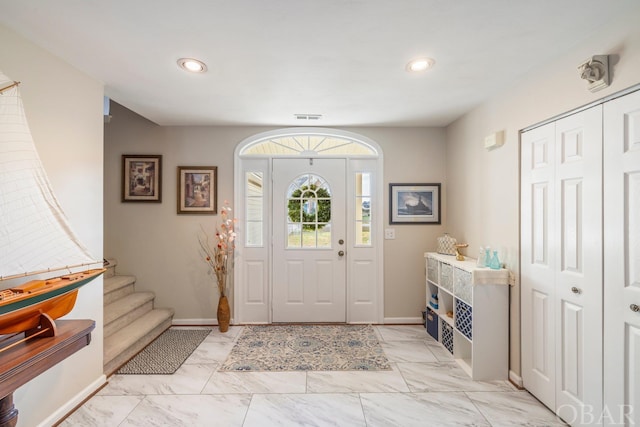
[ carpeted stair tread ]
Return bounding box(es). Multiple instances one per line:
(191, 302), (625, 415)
(104, 274), (136, 294)
(104, 292), (156, 338)
(103, 258), (117, 278)
(104, 307), (174, 375)
(103, 275), (136, 304)
(104, 291), (155, 325)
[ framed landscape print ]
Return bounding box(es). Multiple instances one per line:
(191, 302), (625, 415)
(122, 155), (162, 202)
(177, 166), (217, 214)
(389, 183), (441, 224)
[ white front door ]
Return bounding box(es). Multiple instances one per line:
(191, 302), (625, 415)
(603, 89), (640, 427)
(272, 158), (346, 322)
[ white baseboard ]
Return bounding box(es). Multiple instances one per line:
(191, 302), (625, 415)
(175, 318), (423, 326)
(40, 374), (107, 427)
(383, 316), (423, 324)
(172, 318), (215, 326)
(509, 370), (524, 388)
(172, 318), (236, 326)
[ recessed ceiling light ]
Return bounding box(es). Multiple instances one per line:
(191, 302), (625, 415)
(406, 57), (435, 72)
(177, 58), (208, 73)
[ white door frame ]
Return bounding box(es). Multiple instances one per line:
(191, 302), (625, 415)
(233, 128), (384, 324)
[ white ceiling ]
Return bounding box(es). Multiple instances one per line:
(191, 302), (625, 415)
(0, 1), (637, 127)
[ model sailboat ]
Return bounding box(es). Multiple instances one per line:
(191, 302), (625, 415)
(0, 71), (104, 337)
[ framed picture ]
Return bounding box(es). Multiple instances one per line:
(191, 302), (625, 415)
(389, 183), (441, 224)
(122, 155), (162, 202)
(177, 166), (217, 214)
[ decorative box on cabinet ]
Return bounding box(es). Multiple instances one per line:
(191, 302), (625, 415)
(424, 252), (510, 381)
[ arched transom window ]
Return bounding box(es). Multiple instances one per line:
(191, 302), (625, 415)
(240, 133), (377, 157)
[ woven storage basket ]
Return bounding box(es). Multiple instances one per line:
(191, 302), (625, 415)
(437, 233), (457, 255)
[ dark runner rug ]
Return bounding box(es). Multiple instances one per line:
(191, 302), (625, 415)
(220, 324), (391, 372)
(117, 328), (210, 375)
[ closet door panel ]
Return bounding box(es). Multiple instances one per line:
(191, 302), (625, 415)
(554, 107), (603, 425)
(604, 89), (640, 427)
(559, 300), (582, 398)
(521, 122), (557, 409)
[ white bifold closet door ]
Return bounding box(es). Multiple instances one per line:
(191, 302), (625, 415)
(603, 89), (640, 427)
(521, 105), (603, 426)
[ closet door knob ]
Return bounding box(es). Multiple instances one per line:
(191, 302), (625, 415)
(631, 304), (640, 313)
(571, 286), (582, 295)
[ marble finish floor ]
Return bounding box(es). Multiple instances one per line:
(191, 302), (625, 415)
(60, 325), (566, 426)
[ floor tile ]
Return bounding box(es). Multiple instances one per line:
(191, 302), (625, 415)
(202, 371), (307, 394)
(380, 340), (439, 363)
(58, 395), (143, 427)
(63, 325), (561, 426)
(466, 391), (568, 426)
(360, 392), (490, 426)
(243, 393), (366, 427)
(184, 338), (236, 364)
(424, 339), (456, 361)
(376, 325), (428, 341)
(207, 325), (243, 342)
(307, 364), (410, 393)
(98, 363), (216, 395)
(119, 394), (251, 427)
(397, 361), (516, 392)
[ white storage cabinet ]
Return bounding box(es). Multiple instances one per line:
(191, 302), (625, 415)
(425, 252), (510, 381)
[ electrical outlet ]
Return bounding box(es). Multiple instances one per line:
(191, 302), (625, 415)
(384, 228), (395, 239)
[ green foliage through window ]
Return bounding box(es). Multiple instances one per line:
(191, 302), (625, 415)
(287, 185), (331, 230)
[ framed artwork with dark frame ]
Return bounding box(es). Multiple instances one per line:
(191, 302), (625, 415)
(389, 183), (441, 224)
(177, 166), (217, 215)
(122, 155), (162, 202)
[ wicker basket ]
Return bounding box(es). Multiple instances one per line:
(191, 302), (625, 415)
(437, 233), (457, 255)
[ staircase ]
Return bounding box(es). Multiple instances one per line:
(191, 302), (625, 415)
(103, 259), (174, 375)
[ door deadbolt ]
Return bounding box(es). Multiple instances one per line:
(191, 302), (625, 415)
(338, 239), (344, 245)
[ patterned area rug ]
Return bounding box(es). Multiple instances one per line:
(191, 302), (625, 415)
(220, 324), (391, 372)
(117, 328), (211, 375)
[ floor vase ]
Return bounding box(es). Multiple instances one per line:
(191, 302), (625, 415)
(217, 295), (230, 333)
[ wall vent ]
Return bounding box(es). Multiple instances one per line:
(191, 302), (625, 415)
(295, 114), (322, 120)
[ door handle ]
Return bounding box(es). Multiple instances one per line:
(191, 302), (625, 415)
(631, 304), (640, 313)
(338, 250), (345, 257)
(571, 286), (582, 295)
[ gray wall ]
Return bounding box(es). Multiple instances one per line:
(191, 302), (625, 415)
(104, 103), (448, 323)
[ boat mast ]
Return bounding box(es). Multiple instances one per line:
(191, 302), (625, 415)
(0, 261), (103, 282)
(0, 81), (20, 94)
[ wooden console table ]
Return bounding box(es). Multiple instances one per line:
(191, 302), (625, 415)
(0, 319), (95, 427)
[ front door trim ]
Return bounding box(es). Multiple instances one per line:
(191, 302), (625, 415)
(233, 128), (384, 324)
